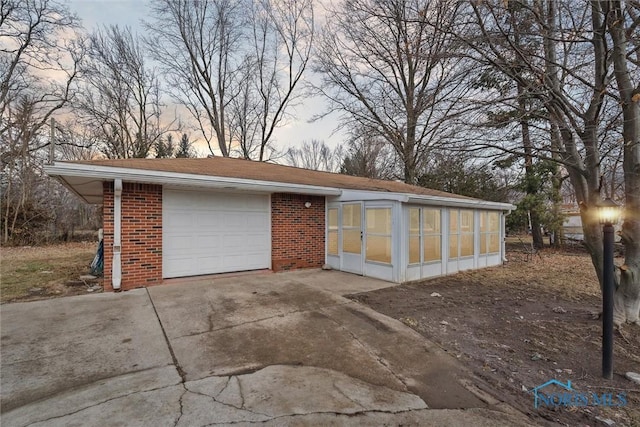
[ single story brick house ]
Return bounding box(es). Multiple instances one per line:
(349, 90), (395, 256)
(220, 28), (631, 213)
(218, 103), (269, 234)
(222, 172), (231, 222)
(45, 157), (514, 291)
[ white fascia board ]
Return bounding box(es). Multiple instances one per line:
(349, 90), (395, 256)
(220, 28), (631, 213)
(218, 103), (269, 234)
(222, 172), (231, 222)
(333, 189), (410, 203)
(407, 195), (515, 211)
(44, 162), (342, 196)
(336, 188), (514, 211)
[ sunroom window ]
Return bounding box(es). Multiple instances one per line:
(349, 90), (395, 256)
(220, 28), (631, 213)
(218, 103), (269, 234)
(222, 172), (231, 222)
(460, 210), (474, 257)
(328, 208), (338, 255)
(409, 208), (420, 264)
(480, 211), (500, 254)
(366, 208), (391, 263)
(423, 208), (441, 262)
(342, 204), (361, 254)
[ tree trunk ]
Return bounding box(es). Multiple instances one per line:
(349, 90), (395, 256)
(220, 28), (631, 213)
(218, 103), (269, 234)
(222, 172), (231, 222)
(549, 121), (564, 249)
(606, 0), (640, 325)
(615, 225), (640, 325)
(517, 83), (544, 249)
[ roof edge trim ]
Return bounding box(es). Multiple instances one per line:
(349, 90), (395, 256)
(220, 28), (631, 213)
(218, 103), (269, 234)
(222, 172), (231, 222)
(44, 162), (343, 196)
(407, 195), (515, 211)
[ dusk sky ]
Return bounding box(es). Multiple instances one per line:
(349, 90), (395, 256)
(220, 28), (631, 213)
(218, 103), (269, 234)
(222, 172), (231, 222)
(67, 0), (343, 156)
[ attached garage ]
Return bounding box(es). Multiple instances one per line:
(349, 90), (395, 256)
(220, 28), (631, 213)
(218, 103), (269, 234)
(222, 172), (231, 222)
(162, 189), (270, 278)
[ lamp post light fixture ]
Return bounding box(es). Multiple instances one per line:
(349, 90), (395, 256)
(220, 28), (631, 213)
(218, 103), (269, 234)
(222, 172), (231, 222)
(597, 198), (620, 380)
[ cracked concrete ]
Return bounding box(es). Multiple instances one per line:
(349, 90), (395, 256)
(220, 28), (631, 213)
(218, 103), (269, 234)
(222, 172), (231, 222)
(1, 270), (535, 426)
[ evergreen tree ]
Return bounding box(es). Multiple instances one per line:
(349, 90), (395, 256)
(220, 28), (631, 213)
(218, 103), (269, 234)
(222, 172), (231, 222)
(175, 134), (194, 158)
(155, 134), (175, 158)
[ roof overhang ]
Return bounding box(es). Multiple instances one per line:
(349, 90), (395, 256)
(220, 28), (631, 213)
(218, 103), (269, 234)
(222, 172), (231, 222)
(406, 195), (515, 211)
(44, 162), (342, 203)
(335, 189), (515, 211)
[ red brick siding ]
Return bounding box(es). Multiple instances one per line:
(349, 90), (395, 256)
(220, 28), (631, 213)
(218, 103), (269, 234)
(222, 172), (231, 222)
(271, 194), (325, 271)
(103, 182), (162, 291)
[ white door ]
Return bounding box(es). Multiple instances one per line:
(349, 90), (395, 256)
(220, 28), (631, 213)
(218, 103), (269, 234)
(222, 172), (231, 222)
(341, 203), (363, 274)
(163, 190), (270, 278)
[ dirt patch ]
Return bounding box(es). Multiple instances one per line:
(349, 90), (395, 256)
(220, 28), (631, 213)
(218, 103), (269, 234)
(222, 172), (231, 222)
(1, 242), (102, 303)
(348, 248), (640, 426)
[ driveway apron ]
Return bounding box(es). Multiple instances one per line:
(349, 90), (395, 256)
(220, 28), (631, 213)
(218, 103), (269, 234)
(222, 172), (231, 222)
(1, 271), (533, 426)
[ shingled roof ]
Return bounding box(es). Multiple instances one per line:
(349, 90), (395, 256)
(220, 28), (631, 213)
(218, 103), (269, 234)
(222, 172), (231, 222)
(70, 156), (476, 201)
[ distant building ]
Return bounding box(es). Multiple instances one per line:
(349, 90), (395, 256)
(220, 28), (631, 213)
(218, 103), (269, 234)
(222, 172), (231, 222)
(561, 204), (621, 242)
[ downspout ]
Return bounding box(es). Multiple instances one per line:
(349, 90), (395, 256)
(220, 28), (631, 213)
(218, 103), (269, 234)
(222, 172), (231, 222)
(502, 209), (512, 263)
(112, 179), (122, 291)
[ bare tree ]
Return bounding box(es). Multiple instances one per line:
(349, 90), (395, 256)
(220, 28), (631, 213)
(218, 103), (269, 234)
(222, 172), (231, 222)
(456, 0), (640, 325)
(145, 0), (244, 157)
(285, 139), (343, 172)
(77, 25), (173, 159)
(146, 0), (313, 161)
(0, 0), (85, 244)
(233, 0), (314, 160)
(340, 128), (398, 180)
(313, 0), (470, 184)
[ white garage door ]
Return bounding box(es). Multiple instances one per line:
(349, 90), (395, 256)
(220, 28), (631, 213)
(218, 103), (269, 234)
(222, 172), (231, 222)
(163, 190), (270, 278)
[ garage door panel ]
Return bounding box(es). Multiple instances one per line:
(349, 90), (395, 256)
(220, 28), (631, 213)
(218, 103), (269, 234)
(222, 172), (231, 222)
(246, 213), (269, 229)
(163, 257), (194, 277)
(223, 233), (249, 249)
(194, 255), (223, 268)
(196, 212), (222, 227)
(245, 233), (270, 248)
(194, 235), (223, 251)
(163, 190), (270, 278)
(166, 234), (196, 250)
(165, 213), (195, 229)
(223, 253), (268, 269)
(223, 214), (248, 229)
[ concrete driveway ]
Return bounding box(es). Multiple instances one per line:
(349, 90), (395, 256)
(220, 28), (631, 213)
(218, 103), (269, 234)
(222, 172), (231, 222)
(1, 270), (532, 426)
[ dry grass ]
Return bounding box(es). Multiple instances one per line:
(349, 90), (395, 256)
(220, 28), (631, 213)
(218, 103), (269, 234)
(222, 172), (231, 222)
(0, 242), (98, 303)
(470, 250), (605, 300)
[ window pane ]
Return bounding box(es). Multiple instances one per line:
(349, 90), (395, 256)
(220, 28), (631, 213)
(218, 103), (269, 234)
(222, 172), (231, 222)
(489, 212), (500, 232)
(409, 208), (420, 233)
(460, 210), (474, 232)
(366, 208), (391, 234)
(342, 229), (362, 254)
(328, 230), (338, 255)
(366, 235), (391, 263)
(449, 210), (458, 233)
(480, 212), (488, 232)
(449, 235), (458, 258)
(343, 229), (361, 254)
(460, 234), (474, 257)
(424, 235), (441, 262)
(343, 204), (361, 227)
(409, 235), (420, 264)
(480, 234), (487, 254)
(328, 208), (338, 229)
(424, 208), (440, 233)
(488, 233), (500, 253)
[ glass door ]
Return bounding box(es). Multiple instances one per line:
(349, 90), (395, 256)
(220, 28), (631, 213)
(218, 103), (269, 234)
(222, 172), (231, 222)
(341, 203), (363, 274)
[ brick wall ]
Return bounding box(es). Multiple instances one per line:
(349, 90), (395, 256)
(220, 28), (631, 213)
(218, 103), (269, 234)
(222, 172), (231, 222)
(103, 182), (162, 291)
(271, 194), (325, 271)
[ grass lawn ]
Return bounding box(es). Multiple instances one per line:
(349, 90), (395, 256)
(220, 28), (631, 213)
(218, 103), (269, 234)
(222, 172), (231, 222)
(1, 242), (99, 303)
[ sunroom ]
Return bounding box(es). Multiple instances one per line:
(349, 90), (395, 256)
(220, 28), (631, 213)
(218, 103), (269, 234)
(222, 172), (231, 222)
(325, 190), (513, 283)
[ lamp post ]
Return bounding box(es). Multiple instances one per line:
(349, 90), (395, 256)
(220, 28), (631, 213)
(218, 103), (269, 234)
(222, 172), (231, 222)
(597, 198), (619, 380)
